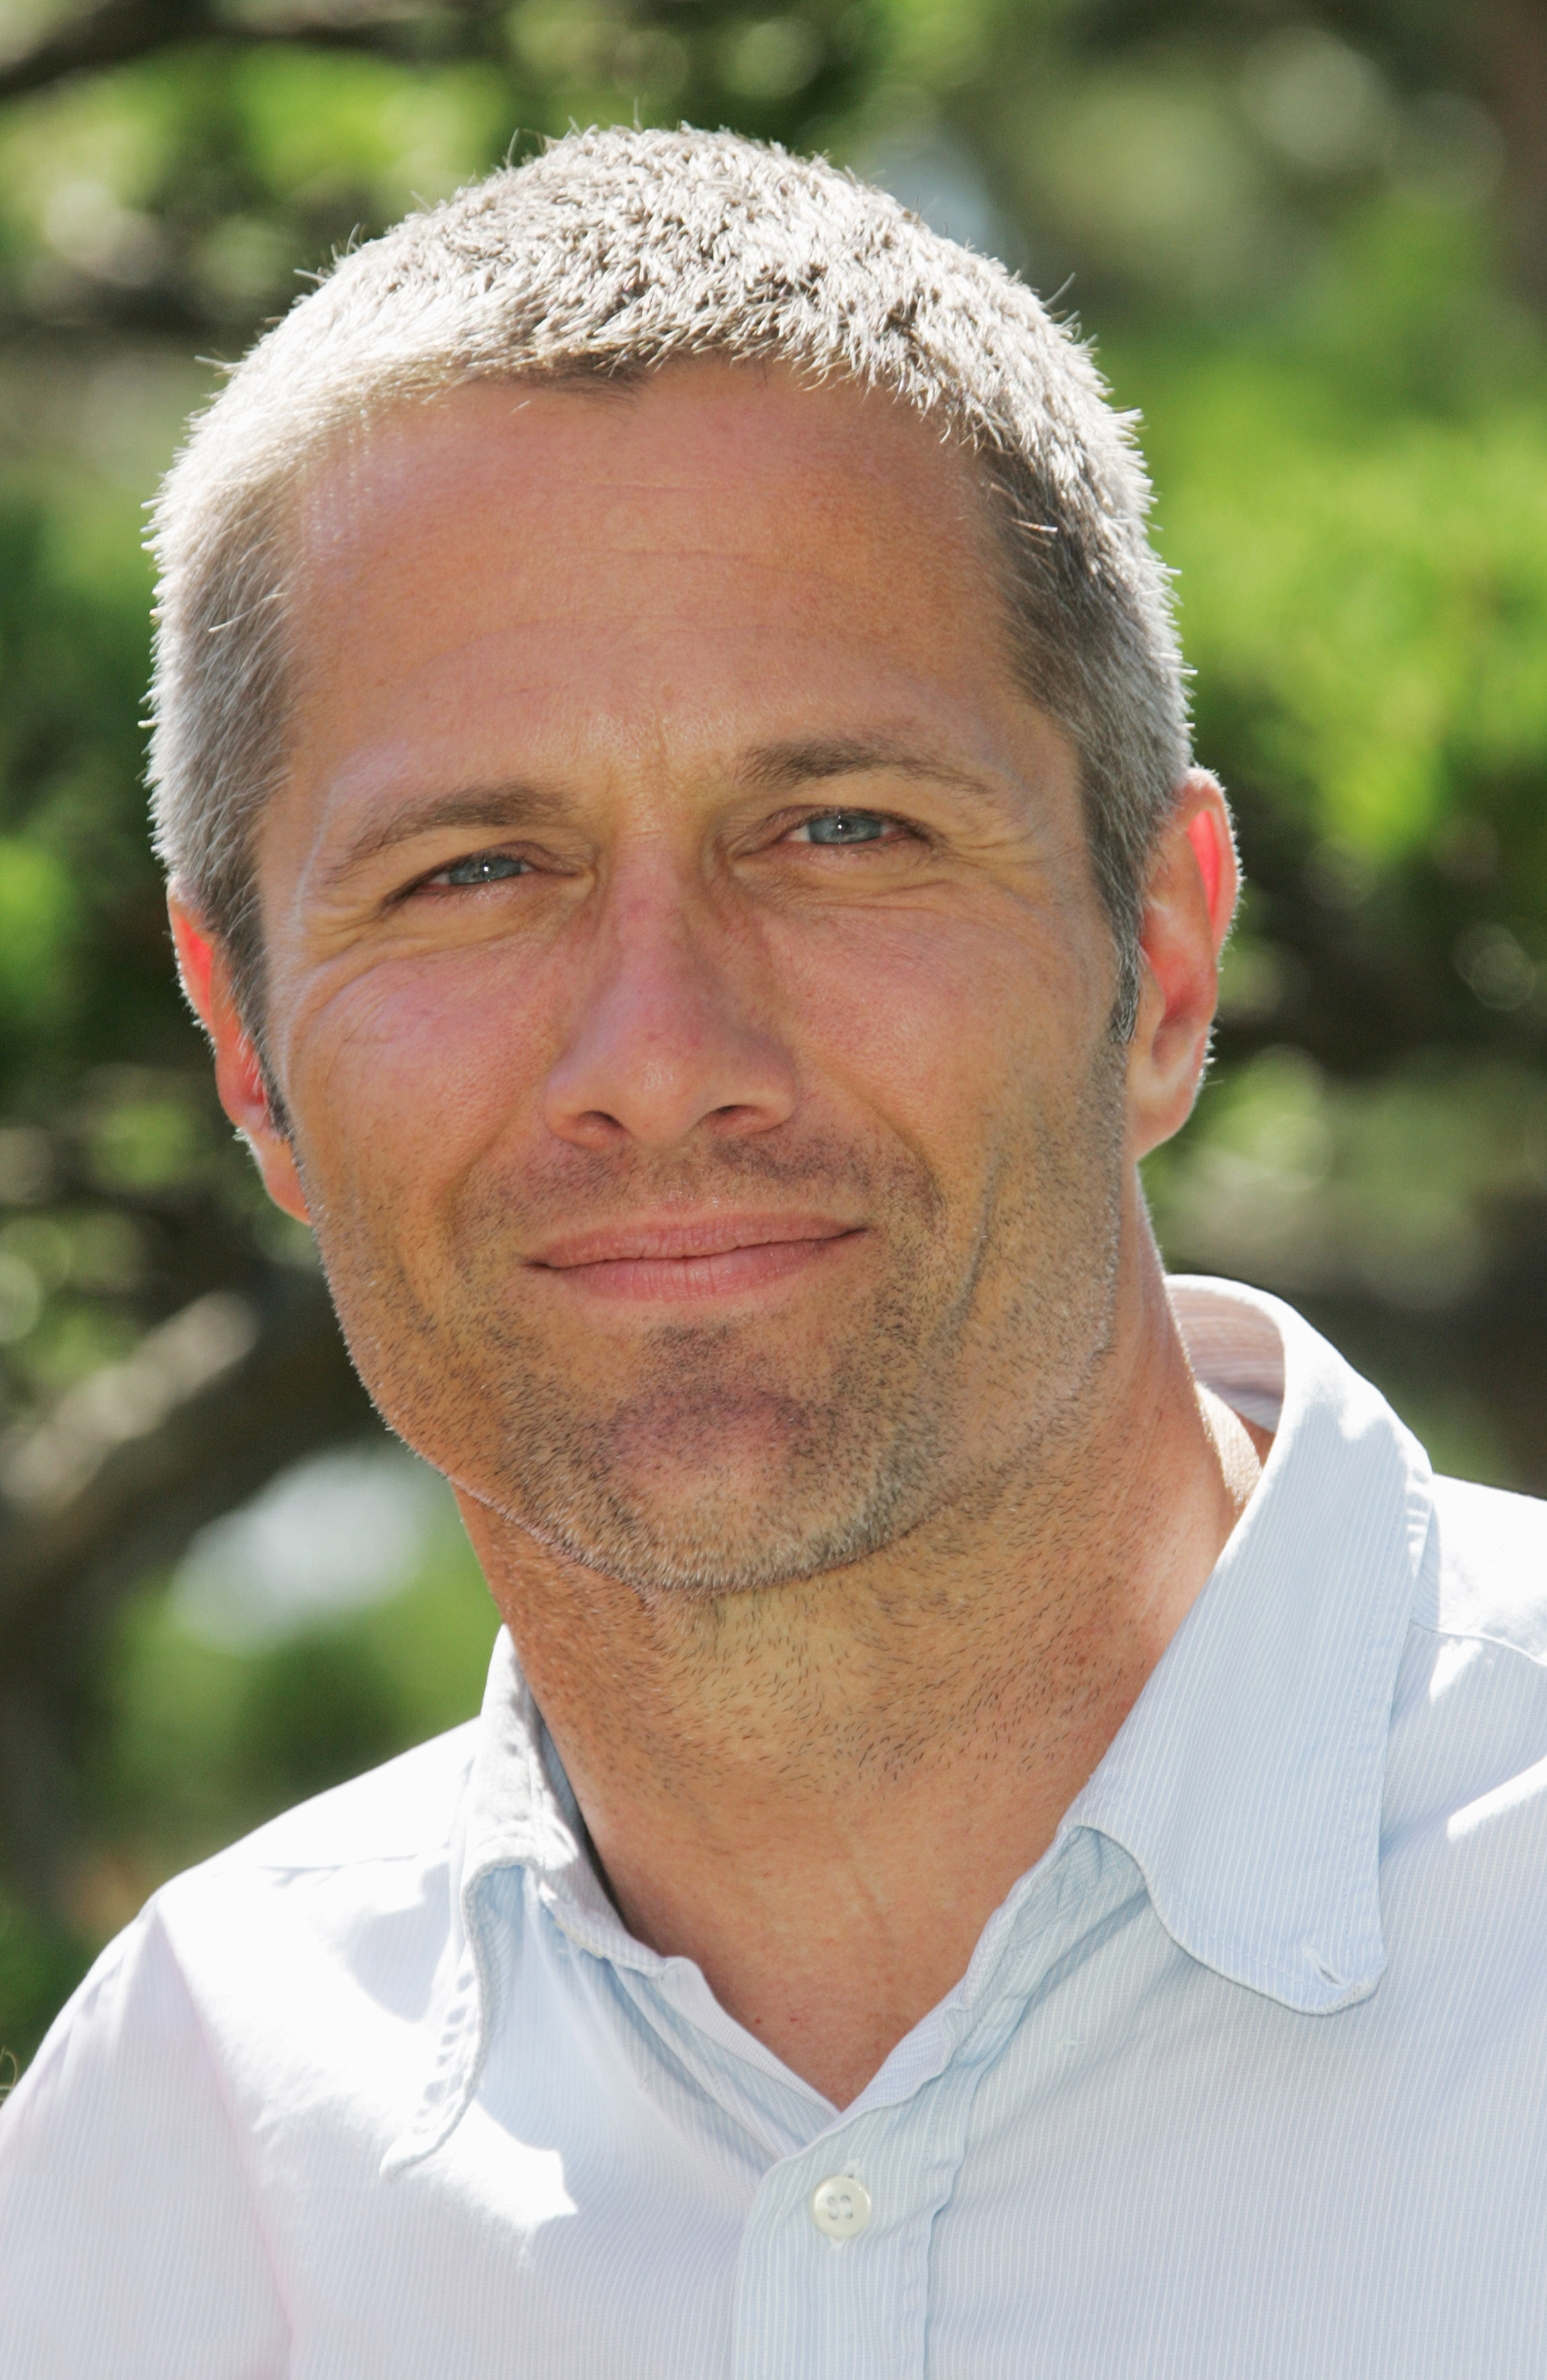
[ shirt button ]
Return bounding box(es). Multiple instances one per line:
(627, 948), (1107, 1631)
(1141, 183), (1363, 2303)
(809, 2174), (872, 2240)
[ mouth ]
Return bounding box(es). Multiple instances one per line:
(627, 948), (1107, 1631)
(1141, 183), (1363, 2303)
(526, 1213), (866, 1303)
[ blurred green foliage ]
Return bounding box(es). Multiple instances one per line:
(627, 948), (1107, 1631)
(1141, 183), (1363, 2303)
(1, 0), (1545, 2072)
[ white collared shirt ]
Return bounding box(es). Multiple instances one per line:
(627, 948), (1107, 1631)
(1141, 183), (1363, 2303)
(5, 1278), (1547, 2377)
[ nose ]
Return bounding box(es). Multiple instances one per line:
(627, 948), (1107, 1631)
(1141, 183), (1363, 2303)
(541, 869), (798, 1152)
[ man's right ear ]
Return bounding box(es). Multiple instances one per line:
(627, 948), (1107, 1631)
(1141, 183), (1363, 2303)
(167, 887), (312, 1227)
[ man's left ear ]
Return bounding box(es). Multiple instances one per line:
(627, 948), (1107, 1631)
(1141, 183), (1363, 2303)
(1125, 770), (1239, 1160)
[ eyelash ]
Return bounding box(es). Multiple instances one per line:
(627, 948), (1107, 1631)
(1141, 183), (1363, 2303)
(787, 808), (907, 848)
(424, 851), (532, 890)
(413, 808), (913, 897)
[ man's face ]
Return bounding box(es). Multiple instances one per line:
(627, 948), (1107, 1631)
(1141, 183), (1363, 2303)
(254, 365), (1129, 1595)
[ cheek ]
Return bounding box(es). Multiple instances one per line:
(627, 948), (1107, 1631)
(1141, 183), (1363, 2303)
(283, 943), (558, 1208)
(277, 892), (1110, 1227)
(770, 905), (1096, 1145)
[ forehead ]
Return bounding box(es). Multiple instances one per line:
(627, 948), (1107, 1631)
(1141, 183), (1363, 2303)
(277, 362), (1030, 832)
(292, 358), (991, 583)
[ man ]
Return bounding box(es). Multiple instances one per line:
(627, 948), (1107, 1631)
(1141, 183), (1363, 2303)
(2, 125), (1544, 2377)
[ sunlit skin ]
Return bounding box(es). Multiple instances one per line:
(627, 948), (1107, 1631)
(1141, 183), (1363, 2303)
(171, 364), (1262, 2108)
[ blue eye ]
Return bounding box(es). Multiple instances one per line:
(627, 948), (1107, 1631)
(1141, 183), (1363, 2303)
(439, 851), (530, 886)
(800, 811), (889, 845)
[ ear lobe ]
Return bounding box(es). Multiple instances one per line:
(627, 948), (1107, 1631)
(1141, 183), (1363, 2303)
(167, 887), (312, 1226)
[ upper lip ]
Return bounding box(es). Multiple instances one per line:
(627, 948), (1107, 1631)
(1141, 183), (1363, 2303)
(528, 1213), (862, 1268)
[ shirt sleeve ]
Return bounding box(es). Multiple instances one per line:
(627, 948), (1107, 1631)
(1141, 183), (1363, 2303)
(0, 1897), (289, 2379)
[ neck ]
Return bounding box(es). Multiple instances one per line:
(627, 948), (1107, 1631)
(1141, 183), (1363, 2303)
(461, 1231), (1264, 2107)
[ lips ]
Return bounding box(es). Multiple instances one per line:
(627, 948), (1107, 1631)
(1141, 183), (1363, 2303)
(526, 1213), (863, 1302)
(531, 1213), (856, 1268)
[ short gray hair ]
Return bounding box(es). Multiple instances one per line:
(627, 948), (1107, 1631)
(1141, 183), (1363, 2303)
(148, 125), (1190, 1044)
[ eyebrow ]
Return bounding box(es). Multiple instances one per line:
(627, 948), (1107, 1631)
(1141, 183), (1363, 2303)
(736, 734), (1000, 802)
(320, 783), (573, 892)
(321, 733), (1004, 893)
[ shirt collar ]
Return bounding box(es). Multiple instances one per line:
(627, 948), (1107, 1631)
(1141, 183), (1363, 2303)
(382, 1605), (663, 2172)
(1069, 1276), (1433, 2014)
(386, 1276), (1432, 2171)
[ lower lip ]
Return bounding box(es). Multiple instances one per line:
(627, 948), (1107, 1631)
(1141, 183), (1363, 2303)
(532, 1231), (864, 1304)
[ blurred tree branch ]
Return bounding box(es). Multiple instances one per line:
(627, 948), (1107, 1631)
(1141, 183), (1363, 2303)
(0, 1255), (373, 1910)
(1483, 0), (1547, 309)
(0, 0), (509, 107)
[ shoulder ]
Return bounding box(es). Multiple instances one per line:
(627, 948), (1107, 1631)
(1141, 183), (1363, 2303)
(1383, 1473), (1547, 1869)
(5, 1720), (480, 2150)
(1425, 1474), (1547, 1663)
(190, 1714), (482, 1877)
(140, 1718), (480, 2046)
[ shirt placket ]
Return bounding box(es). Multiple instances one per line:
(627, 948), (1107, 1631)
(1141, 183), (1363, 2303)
(726, 1850), (1108, 2380)
(729, 2092), (953, 2380)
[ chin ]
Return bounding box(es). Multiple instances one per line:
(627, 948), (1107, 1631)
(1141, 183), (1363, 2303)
(348, 1313), (930, 1594)
(508, 1425), (926, 1602)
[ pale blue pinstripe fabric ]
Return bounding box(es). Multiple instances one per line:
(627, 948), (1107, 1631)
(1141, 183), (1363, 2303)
(5, 1278), (1547, 2377)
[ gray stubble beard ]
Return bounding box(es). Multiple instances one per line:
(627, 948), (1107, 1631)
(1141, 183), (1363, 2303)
(304, 1045), (1129, 1605)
